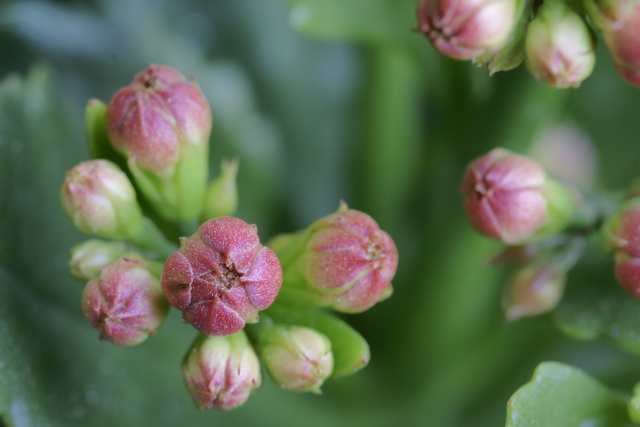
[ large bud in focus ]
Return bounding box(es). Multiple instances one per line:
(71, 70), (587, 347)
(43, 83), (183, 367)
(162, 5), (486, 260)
(585, 0), (640, 86)
(106, 64), (212, 221)
(461, 148), (574, 245)
(182, 332), (261, 410)
(82, 257), (169, 346)
(416, 0), (518, 60)
(525, 0), (596, 88)
(275, 204), (398, 313)
(161, 216), (282, 336)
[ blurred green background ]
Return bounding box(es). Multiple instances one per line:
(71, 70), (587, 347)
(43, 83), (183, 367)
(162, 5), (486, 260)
(2, 0), (640, 426)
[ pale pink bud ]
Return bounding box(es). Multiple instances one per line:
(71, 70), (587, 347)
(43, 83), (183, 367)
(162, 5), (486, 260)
(260, 325), (333, 394)
(161, 217), (282, 336)
(614, 253), (640, 298)
(70, 239), (135, 281)
(461, 148), (548, 244)
(294, 207), (398, 313)
(183, 332), (261, 410)
(416, 0), (517, 60)
(525, 0), (595, 88)
(82, 258), (169, 346)
(504, 264), (565, 321)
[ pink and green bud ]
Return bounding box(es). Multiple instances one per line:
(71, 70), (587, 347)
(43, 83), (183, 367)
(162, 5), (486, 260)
(416, 0), (518, 60)
(613, 252), (640, 298)
(70, 239), (137, 281)
(161, 216), (282, 336)
(106, 64), (212, 221)
(585, 0), (640, 86)
(203, 159), (239, 220)
(82, 257), (169, 346)
(503, 263), (566, 321)
(524, 0), (596, 88)
(602, 198), (640, 257)
(461, 148), (574, 245)
(182, 332), (261, 410)
(259, 325), (333, 394)
(61, 159), (144, 240)
(276, 205), (398, 313)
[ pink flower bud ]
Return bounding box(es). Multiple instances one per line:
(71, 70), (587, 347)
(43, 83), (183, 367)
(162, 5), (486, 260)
(602, 200), (640, 257)
(61, 159), (143, 240)
(286, 207), (398, 313)
(260, 325), (333, 394)
(461, 148), (548, 244)
(585, 0), (640, 86)
(82, 258), (169, 346)
(416, 0), (518, 60)
(182, 332), (261, 410)
(161, 216), (282, 336)
(106, 64), (212, 172)
(614, 253), (640, 298)
(504, 264), (565, 321)
(525, 0), (595, 88)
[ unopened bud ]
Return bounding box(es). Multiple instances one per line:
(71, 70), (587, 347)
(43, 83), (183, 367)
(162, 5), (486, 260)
(70, 239), (136, 281)
(182, 332), (261, 410)
(416, 0), (518, 60)
(614, 252), (640, 298)
(82, 257), (168, 346)
(161, 216), (282, 336)
(504, 263), (565, 321)
(203, 159), (239, 220)
(259, 325), (333, 394)
(602, 198), (640, 257)
(61, 159), (143, 240)
(525, 0), (596, 88)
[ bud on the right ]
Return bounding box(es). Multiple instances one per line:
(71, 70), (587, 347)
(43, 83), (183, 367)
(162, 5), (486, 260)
(525, 0), (596, 88)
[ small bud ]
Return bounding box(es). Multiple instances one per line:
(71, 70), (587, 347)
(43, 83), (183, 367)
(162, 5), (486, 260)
(203, 159), (239, 220)
(602, 198), (640, 257)
(461, 148), (573, 245)
(278, 205), (398, 313)
(259, 325), (333, 394)
(504, 263), (565, 321)
(70, 239), (136, 281)
(161, 216), (283, 336)
(614, 252), (640, 298)
(524, 0), (596, 88)
(106, 64), (212, 221)
(61, 159), (144, 240)
(585, 0), (640, 86)
(182, 332), (261, 410)
(82, 257), (169, 346)
(416, 0), (518, 60)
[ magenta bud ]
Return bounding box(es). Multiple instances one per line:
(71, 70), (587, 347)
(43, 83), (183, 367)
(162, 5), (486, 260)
(161, 216), (283, 336)
(504, 263), (565, 321)
(182, 332), (261, 410)
(416, 0), (518, 60)
(461, 148), (548, 244)
(82, 257), (169, 346)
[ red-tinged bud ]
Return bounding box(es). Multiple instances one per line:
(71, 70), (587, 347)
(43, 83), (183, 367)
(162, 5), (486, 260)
(416, 0), (518, 60)
(259, 325), (333, 394)
(70, 239), (136, 281)
(525, 0), (596, 88)
(504, 263), (565, 321)
(161, 216), (282, 336)
(602, 198), (640, 257)
(586, 0), (640, 86)
(461, 148), (574, 245)
(82, 257), (169, 346)
(277, 205), (398, 313)
(182, 332), (261, 410)
(614, 252), (640, 298)
(106, 64), (212, 221)
(61, 159), (143, 240)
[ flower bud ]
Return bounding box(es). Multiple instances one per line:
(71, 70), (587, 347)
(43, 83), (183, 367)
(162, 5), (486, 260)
(70, 239), (136, 281)
(416, 0), (518, 60)
(259, 325), (333, 394)
(461, 148), (573, 245)
(525, 0), (596, 88)
(277, 205), (398, 313)
(585, 0), (640, 86)
(503, 263), (565, 321)
(613, 252), (640, 298)
(203, 159), (239, 220)
(601, 198), (640, 257)
(161, 216), (282, 336)
(106, 64), (212, 221)
(61, 159), (144, 240)
(182, 332), (261, 410)
(82, 257), (169, 346)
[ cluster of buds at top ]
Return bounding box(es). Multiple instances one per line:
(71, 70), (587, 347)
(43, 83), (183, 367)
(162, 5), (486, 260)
(416, 0), (640, 88)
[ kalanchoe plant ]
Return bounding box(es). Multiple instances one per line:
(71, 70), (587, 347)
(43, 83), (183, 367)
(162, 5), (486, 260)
(70, 239), (135, 281)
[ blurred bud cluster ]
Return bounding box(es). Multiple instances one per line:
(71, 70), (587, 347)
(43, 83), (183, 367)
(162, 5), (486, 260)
(416, 0), (640, 88)
(60, 65), (399, 410)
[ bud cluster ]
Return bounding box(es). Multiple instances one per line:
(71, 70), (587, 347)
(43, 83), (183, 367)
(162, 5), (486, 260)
(61, 66), (400, 410)
(416, 0), (640, 88)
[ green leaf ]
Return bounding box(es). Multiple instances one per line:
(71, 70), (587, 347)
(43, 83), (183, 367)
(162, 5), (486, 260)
(506, 362), (631, 427)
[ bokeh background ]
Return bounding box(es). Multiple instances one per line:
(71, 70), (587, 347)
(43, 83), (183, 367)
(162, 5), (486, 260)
(2, 0), (640, 426)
